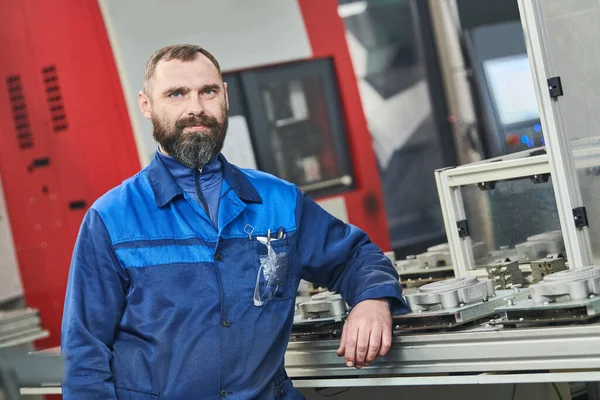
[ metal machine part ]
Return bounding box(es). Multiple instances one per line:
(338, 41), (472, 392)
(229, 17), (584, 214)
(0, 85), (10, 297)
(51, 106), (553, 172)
(400, 270), (455, 289)
(414, 242), (486, 269)
(395, 255), (420, 272)
(495, 297), (600, 326)
(395, 289), (527, 332)
(397, 243), (457, 288)
(296, 291), (348, 321)
(292, 292), (348, 341)
(494, 267), (600, 326)
(286, 324), (600, 382)
(528, 266), (600, 303)
(404, 277), (495, 311)
(515, 230), (565, 262)
(396, 242), (485, 274)
(530, 253), (568, 283)
(0, 308), (47, 348)
(484, 259), (524, 289)
(416, 243), (453, 268)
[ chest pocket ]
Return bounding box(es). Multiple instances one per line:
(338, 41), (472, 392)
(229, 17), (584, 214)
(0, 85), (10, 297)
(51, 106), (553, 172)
(251, 236), (293, 303)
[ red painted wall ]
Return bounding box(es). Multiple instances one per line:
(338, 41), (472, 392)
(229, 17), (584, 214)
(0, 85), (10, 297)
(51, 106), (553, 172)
(298, 0), (392, 251)
(0, 0), (140, 348)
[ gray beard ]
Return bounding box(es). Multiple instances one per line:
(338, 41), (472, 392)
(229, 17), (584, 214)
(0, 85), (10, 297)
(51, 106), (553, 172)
(164, 131), (221, 170)
(152, 112), (228, 170)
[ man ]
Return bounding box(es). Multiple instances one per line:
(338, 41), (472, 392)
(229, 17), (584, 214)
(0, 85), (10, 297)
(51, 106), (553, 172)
(62, 44), (408, 399)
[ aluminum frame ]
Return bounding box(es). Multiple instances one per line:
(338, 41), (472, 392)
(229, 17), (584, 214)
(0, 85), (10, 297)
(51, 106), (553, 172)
(291, 372), (600, 388)
(435, 151), (551, 277)
(517, 0), (593, 268)
(285, 324), (600, 380)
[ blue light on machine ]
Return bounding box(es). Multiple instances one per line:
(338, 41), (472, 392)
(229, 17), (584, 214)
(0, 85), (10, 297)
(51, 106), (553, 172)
(533, 123), (542, 133)
(541, 137), (545, 146)
(521, 135), (535, 148)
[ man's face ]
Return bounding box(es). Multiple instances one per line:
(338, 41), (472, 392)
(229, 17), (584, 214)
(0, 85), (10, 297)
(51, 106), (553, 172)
(139, 54), (229, 170)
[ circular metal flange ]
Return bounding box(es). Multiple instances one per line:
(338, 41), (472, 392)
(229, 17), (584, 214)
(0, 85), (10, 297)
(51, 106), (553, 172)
(542, 266), (600, 283)
(417, 277), (480, 293)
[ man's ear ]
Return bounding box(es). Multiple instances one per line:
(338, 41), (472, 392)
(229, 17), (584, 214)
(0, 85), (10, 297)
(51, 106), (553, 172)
(139, 90), (152, 119)
(223, 82), (229, 111)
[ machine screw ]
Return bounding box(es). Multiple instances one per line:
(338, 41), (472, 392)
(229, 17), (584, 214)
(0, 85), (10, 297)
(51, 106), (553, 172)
(590, 294), (596, 299)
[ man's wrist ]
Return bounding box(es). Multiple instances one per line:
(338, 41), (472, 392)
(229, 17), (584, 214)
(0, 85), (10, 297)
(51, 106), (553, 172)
(360, 298), (391, 308)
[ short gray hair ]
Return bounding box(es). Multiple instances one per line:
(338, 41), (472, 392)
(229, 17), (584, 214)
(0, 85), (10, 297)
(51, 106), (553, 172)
(143, 44), (222, 94)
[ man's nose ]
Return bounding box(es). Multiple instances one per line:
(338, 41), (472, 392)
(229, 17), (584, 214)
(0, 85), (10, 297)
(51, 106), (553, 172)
(186, 93), (204, 115)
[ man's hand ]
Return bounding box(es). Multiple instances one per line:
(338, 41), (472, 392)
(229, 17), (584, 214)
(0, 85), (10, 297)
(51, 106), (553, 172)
(336, 298), (392, 369)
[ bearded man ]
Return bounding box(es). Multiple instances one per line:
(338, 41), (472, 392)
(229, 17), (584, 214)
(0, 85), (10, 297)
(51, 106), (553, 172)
(61, 44), (407, 400)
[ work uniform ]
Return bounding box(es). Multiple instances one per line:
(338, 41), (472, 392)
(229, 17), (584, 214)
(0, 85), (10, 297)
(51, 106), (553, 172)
(62, 152), (408, 399)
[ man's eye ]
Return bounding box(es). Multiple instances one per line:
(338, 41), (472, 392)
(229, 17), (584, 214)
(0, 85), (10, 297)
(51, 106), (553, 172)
(204, 89), (214, 95)
(170, 92), (182, 98)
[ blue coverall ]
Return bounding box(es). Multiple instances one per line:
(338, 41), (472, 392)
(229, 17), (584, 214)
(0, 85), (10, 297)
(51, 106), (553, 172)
(61, 152), (408, 399)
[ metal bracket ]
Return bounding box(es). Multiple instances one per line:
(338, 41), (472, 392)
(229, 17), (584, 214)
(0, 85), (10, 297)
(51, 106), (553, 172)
(530, 149), (547, 156)
(477, 181), (496, 191)
(573, 206), (589, 228)
(530, 173), (550, 184)
(547, 76), (563, 98)
(457, 220), (470, 238)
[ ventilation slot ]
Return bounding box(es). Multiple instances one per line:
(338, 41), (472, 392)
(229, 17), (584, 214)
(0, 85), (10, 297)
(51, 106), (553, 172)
(41, 65), (68, 132)
(6, 75), (33, 150)
(68, 200), (87, 210)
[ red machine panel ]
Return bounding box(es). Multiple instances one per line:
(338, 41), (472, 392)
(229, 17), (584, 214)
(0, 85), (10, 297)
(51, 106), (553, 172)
(0, 0), (140, 348)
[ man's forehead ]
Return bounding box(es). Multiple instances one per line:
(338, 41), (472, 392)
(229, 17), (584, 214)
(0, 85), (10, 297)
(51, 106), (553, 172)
(153, 55), (221, 88)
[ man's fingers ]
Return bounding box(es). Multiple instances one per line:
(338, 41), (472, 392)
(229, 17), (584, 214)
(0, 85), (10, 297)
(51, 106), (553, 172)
(354, 327), (370, 368)
(364, 327), (382, 366)
(344, 325), (359, 367)
(337, 323), (347, 356)
(379, 325), (392, 356)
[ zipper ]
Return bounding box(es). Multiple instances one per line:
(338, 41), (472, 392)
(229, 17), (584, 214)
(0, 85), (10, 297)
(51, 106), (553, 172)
(195, 168), (211, 219)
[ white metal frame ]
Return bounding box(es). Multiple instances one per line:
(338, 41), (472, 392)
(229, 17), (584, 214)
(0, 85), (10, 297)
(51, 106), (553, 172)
(517, 0), (593, 268)
(286, 324), (600, 381)
(435, 152), (551, 277)
(292, 372), (598, 387)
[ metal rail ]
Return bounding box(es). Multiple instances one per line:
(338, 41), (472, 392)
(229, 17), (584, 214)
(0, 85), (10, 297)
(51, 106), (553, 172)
(286, 324), (600, 385)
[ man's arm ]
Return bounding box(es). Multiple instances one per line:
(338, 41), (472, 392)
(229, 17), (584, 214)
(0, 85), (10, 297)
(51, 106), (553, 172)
(61, 208), (128, 399)
(294, 190), (408, 368)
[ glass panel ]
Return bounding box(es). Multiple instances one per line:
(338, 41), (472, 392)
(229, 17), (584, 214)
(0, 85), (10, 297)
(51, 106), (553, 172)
(461, 176), (562, 267)
(578, 165), (600, 263)
(258, 77), (343, 187)
(537, 1), (600, 263)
